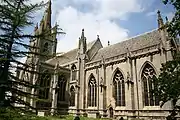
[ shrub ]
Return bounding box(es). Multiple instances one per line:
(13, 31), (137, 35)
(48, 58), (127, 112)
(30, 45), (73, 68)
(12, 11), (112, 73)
(0, 108), (48, 120)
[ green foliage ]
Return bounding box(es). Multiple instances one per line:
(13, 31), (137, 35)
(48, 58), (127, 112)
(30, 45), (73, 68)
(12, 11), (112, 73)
(0, 0), (64, 114)
(47, 115), (110, 120)
(0, 110), (111, 120)
(132, 118), (144, 120)
(153, 53), (180, 119)
(0, 0), (46, 109)
(162, 0), (180, 38)
(153, 0), (180, 119)
(0, 108), (47, 120)
(153, 57), (180, 105)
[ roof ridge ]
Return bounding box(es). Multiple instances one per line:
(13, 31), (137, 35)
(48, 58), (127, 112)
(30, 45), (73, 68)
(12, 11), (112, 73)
(99, 29), (158, 51)
(46, 39), (100, 65)
(125, 28), (158, 41)
(61, 48), (77, 54)
(90, 29), (160, 62)
(57, 39), (98, 56)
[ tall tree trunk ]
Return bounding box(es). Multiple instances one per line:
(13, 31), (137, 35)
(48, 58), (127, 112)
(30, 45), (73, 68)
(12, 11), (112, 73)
(0, 39), (13, 107)
(0, 0), (21, 107)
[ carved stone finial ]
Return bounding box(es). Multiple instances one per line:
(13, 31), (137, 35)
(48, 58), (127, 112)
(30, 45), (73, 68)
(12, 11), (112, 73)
(126, 47), (132, 58)
(47, 0), (51, 13)
(55, 61), (59, 69)
(157, 10), (164, 28)
(165, 16), (168, 22)
(127, 72), (130, 80)
(108, 41), (110, 46)
(35, 58), (39, 65)
(100, 77), (103, 83)
(101, 55), (105, 64)
(101, 55), (104, 59)
(97, 35), (99, 39)
(34, 23), (38, 31)
(55, 22), (58, 27)
(81, 28), (85, 39)
(157, 10), (162, 21)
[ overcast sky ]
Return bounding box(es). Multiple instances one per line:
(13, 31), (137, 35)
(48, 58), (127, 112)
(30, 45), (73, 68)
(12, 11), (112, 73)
(27, 0), (174, 53)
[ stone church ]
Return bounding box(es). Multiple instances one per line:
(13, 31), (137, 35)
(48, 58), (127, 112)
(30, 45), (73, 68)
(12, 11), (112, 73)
(16, 0), (179, 119)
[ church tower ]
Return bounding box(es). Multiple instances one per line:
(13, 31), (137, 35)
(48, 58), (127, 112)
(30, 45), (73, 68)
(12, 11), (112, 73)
(27, 0), (57, 65)
(26, 0), (58, 108)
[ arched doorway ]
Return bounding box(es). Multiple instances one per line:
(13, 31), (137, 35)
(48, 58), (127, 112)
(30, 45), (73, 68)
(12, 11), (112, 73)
(109, 107), (113, 118)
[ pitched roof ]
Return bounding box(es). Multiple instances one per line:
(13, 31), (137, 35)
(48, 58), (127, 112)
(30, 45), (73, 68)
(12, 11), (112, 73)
(46, 29), (162, 66)
(91, 29), (161, 61)
(46, 40), (97, 66)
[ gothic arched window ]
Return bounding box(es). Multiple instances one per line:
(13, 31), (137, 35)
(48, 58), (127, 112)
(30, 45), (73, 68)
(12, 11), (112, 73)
(39, 71), (51, 99)
(70, 86), (75, 106)
(113, 69), (125, 106)
(57, 74), (67, 101)
(43, 42), (49, 52)
(71, 64), (77, 81)
(141, 63), (159, 106)
(88, 74), (97, 107)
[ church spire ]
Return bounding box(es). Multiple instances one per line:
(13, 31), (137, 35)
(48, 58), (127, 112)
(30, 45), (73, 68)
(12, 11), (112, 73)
(81, 29), (85, 39)
(157, 10), (164, 28)
(97, 35), (100, 40)
(34, 23), (38, 32)
(78, 29), (87, 54)
(41, 0), (51, 30)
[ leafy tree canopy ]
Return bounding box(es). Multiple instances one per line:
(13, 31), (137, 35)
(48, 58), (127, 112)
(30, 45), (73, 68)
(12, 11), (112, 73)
(0, 0), (46, 109)
(152, 1), (180, 119)
(163, 0), (180, 38)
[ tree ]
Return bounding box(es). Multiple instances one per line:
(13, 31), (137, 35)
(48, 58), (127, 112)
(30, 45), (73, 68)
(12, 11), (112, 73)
(152, 1), (180, 119)
(153, 53), (180, 106)
(0, 0), (47, 110)
(162, 0), (180, 38)
(153, 54), (180, 119)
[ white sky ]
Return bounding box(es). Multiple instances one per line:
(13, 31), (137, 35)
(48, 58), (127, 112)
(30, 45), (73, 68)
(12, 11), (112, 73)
(29, 0), (145, 52)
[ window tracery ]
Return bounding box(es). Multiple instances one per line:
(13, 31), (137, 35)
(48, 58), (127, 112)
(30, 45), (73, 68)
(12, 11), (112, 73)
(88, 74), (97, 107)
(39, 71), (51, 99)
(71, 64), (77, 81)
(113, 69), (125, 106)
(57, 74), (67, 101)
(70, 86), (75, 106)
(141, 63), (159, 106)
(43, 42), (49, 52)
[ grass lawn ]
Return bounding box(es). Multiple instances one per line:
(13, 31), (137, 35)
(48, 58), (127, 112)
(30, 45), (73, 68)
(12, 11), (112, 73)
(44, 115), (144, 120)
(46, 115), (111, 120)
(46, 115), (143, 120)
(0, 108), (111, 120)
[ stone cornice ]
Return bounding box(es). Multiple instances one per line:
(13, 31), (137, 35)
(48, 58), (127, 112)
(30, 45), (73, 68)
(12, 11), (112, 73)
(40, 61), (70, 72)
(131, 48), (160, 59)
(85, 57), (127, 71)
(86, 53), (126, 68)
(86, 44), (160, 68)
(60, 60), (78, 67)
(85, 48), (161, 71)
